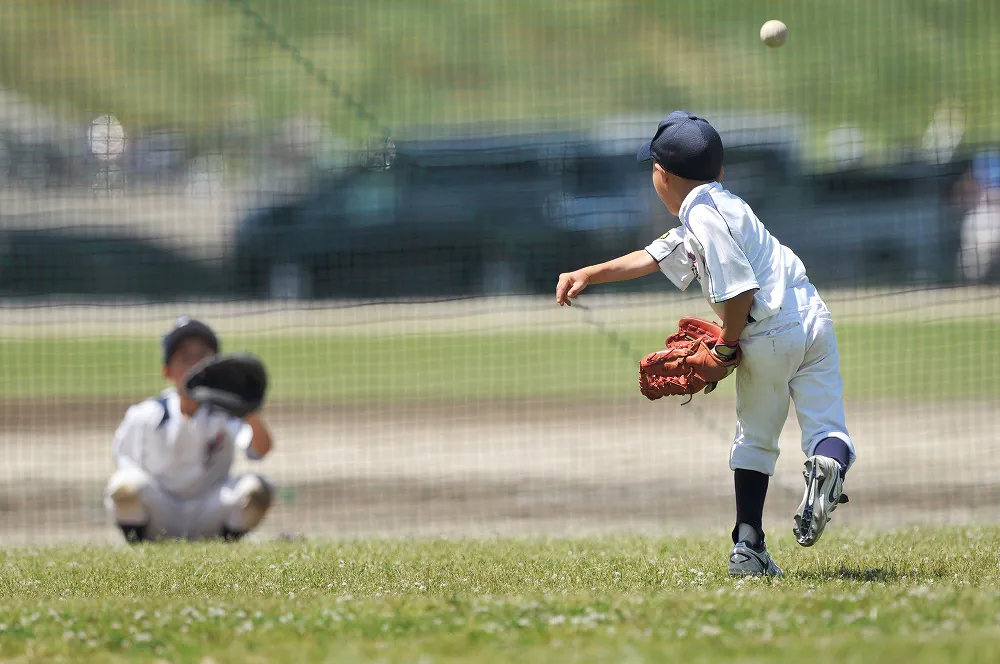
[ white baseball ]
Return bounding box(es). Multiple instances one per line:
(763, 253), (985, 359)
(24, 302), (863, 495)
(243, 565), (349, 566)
(88, 114), (126, 160)
(760, 20), (788, 48)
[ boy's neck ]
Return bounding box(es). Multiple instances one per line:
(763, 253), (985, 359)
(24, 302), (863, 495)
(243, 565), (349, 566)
(673, 179), (715, 211)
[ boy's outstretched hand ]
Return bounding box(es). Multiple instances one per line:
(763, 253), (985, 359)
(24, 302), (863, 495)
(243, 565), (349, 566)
(556, 269), (590, 306)
(556, 251), (659, 306)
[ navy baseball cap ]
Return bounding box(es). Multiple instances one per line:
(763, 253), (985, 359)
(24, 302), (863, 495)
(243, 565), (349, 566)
(162, 316), (219, 365)
(636, 111), (724, 181)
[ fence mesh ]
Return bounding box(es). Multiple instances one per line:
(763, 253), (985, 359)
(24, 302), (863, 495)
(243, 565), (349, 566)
(0, 0), (998, 544)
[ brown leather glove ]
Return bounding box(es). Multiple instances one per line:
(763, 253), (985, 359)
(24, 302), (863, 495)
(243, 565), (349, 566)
(638, 317), (740, 401)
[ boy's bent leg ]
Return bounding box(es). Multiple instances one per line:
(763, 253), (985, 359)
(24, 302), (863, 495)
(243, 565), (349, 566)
(189, 473), (275, 541)
(104, 468), (173, 543)
(222, 473), (274, 540)
(790, 311), (856, 547)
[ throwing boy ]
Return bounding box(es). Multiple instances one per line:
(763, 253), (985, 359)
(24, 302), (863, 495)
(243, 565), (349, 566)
(555, 112), (857, 576)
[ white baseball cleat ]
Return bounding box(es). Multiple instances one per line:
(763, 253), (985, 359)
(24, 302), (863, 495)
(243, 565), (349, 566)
(729, 541), (784, 578)
(793, 455), (847, 547)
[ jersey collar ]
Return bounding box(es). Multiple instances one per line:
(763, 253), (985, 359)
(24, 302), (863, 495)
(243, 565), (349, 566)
(678, 181), (722, 224)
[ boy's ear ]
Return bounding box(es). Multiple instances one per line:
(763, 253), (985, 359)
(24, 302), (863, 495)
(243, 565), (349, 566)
(653, 163), (669, 183)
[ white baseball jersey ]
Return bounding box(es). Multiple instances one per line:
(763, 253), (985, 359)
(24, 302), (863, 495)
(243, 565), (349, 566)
(643, 182), (856, 476)
(111, 388), (257, 500)
(644, 182), (809, 328)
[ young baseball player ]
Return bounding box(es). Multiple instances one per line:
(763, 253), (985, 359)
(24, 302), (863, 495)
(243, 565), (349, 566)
(555, 111), (857, 576)
(103, 317), (275, 543)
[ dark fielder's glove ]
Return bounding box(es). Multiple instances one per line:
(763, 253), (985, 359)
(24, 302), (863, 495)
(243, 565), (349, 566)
(638, 317), (740, 402)
(183, 352), (268, 417)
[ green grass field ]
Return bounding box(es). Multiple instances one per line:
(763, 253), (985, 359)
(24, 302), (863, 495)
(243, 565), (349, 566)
(0, 528), (997, 663)
(1, 1), (998, 158)
(1, 321), (997, 401)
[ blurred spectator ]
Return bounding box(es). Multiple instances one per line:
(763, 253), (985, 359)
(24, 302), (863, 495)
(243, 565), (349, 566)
(956, 150), (1000, 283)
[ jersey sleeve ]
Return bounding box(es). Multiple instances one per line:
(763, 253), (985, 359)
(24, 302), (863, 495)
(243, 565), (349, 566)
(644, 227), (695, 291)
(686, 204), (759, 302)
(111, 403), (155, 470)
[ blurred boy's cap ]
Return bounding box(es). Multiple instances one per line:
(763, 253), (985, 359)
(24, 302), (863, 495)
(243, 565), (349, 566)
(637, 110), (724, 182)
(162, 316), (219, 365)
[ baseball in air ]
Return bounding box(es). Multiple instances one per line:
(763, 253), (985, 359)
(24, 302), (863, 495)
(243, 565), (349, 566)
(760, 20), (788, 48)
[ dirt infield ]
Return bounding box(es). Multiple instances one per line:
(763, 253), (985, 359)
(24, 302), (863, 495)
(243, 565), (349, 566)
(2, 395), (997, 546)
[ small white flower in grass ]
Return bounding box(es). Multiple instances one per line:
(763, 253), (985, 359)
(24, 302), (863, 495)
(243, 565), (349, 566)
(135, 633), (151, 643)
(548, 615), (566, 626)
(63, 631), (75, 641)
(111, 622), (121, 630)
(235, 620), (254, 635)
(87, 640), (98, 648)
(697, 624), (721, 637)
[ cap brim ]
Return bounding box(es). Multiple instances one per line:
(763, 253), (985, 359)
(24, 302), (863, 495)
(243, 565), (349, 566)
(636, 141), (653, 163)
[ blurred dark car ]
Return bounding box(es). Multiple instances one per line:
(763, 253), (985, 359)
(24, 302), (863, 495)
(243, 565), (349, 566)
(233, 132), (609, 299)
(0, 229), (228, 298)
(775, 159), (969, 286)
(232, 122), (971, 300)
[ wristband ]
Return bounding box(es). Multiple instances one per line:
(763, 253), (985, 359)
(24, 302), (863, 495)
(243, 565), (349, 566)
(714, 338), (739, 361)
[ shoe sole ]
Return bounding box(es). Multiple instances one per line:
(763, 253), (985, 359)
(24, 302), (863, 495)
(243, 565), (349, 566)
(793, 456), (841, 547)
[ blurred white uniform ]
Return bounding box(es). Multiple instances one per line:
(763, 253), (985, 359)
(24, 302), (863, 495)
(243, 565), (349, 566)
(104, 387), (271, 541)
(959, 152), (1000, 283)
(959, 189), (1000, 283)
(644, 182), (857, 475)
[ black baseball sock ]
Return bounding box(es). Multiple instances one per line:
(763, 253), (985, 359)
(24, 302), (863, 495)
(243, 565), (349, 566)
(119, 523), (149, 545)
(814, 437), (851, 476)
(733, 469), (769, 547)
(221, 526), (246, 542)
